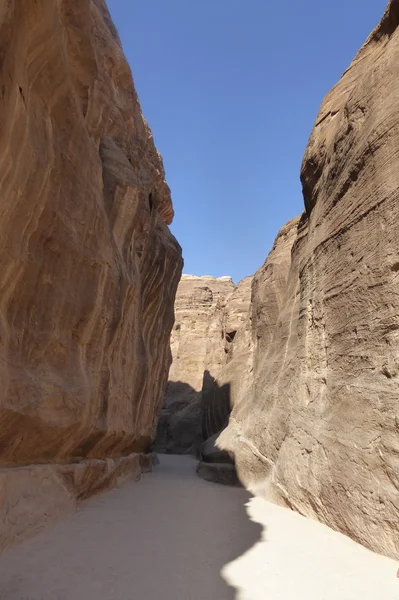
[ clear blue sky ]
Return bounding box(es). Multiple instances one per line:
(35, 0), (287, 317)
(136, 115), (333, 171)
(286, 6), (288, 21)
(108, 0), (387, 283)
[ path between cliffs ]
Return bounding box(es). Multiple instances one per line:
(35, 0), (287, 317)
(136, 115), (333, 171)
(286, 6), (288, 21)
(0, 455), (397, 600)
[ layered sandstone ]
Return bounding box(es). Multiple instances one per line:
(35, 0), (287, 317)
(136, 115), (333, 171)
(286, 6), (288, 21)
(153, 275), (252, 455)
(220, 1), (399, 559)
(0, 0), (182, 551)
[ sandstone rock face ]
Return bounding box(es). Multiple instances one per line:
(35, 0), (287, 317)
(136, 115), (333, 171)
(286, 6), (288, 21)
(220, 1), (399, 559)
(0, 0), (182, 551)
(153, 275), (252, 455)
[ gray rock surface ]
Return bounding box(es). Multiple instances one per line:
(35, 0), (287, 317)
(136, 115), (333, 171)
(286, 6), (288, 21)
(201, 433), (232, 464)
(196, 461), (241, 487)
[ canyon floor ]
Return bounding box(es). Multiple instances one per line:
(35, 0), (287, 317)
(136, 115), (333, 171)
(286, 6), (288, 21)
(0, 455), (397, 600)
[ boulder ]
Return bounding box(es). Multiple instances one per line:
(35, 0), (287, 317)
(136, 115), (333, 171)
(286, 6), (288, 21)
(196, 462), (241, 487)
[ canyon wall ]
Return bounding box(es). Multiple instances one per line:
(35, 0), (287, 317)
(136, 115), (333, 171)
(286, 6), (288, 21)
(153, 275), (252, 456)
(220, 1), (399, 559)
(0, 0), (182, 551)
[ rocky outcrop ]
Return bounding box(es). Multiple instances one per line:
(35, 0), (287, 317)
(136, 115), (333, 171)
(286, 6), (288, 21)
(153, 275), (252, 455)
(219, 1), (399, 559)
(0, 0), (182, 551)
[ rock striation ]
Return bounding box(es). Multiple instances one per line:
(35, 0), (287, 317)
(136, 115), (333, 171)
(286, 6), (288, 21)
(153, 275), (252, 456)
(220, 1), (399, 559)
(0, 0), (182, 551)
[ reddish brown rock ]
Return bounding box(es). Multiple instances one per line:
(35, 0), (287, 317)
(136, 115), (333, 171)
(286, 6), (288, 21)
(220, 1), (399, 559)
(0, 0), (182, 550)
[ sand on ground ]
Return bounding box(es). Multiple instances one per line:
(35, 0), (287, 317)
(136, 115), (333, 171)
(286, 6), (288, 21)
(0, 455), (397, 600)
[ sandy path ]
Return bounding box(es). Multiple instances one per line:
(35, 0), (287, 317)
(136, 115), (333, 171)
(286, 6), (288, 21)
(0, 455), (397, 599)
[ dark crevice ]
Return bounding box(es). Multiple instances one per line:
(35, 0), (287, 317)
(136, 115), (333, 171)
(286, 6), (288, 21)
(301, 158), (324, 216)
(225, 330), (237, 343)
(315, 109), (339, 127)
(18, 85), (25, 104)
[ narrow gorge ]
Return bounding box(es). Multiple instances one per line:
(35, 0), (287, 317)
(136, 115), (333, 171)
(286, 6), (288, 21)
(156, 0), (399, 561)
(0, 0), (399, 597)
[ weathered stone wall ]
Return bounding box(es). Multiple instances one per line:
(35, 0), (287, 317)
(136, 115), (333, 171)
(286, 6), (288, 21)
(0, 0), (182, 551)
(220, 1), (399, 559)
(153, 275), (252, 455)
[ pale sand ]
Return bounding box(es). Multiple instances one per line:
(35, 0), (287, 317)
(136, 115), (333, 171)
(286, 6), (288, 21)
(0, 455), (397, 599)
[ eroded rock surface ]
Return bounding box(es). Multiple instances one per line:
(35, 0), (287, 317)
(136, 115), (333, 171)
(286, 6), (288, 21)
(0, 0), (182, 551)
(220, 1), (399, 559)
(153, 275), (252, 455)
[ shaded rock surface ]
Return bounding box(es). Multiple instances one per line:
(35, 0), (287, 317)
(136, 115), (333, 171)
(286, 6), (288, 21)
(220, 1), (399, 560)
(196, 461), (241, 487)
(201, 433), (232, 464)
(0, 0), (182, 550)
(153, 275), (252, 455)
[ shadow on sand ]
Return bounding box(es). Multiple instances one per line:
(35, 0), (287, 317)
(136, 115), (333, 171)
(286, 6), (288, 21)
(154, 455), (263, 600)
(0, 455), (263, 600)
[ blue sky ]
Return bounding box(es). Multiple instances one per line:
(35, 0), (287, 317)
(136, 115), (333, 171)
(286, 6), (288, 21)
(108, 0), (387, 283)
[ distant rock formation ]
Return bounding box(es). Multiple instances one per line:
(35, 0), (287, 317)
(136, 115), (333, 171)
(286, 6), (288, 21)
(153, 275), (252, 458)
(220, 1), (399, 560)
(0, 0), (182, 552)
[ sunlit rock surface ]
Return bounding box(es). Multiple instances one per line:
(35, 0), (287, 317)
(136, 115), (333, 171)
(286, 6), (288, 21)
(0, 0), (182, 551)
(153, 275), (239, 454)
(220, 1), (399, 559)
